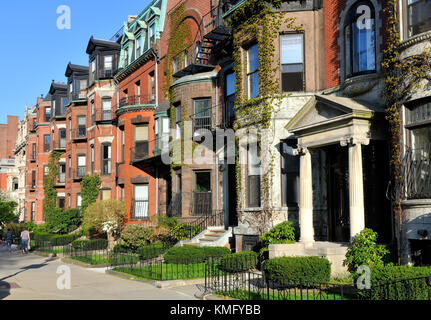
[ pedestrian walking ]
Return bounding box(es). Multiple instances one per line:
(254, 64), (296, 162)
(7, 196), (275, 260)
(5, 229), (13, 253)
(20, 227), (30, 254)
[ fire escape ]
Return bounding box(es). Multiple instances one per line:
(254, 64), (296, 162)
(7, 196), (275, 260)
(172, 4), (232, 78)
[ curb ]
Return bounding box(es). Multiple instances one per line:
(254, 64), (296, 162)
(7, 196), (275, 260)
(61, 257), (108, 269)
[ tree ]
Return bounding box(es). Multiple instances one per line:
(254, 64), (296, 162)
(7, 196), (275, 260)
(80, 174), (102, 214)
(83, 200), (126, 249)
(0, 200), (18, 226)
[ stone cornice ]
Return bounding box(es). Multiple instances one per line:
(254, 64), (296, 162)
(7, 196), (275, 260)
(400, 31), (431, 51)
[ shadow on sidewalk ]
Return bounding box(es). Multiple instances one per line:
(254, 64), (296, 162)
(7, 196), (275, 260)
(0, 281), (11, 300)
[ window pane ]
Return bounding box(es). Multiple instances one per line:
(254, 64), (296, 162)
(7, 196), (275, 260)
(248, 44), (258, 72)
(102, 99), (111, 110)
(194, 99), (211, 116)
(104, 56), (113, 70)
(195, 172), (211, 192)
(78, 156), (86, 166)
(408, 0), (431, 36)
(135, 125), (148, 141)
(249, 72), (259, 98)
(226, 72), (236, 96)
(281, 34), (303, 64)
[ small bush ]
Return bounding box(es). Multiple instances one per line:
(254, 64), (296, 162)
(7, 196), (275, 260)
(265, 256), (331, 285)
(202, 246), (231, 258)
(367, 265), (431, 300)
(71, 239), (108, 250)
(260, 221), (296, 247)
(120, 224), (152, 251)
(137, 243), (171, 260)
(168, 224), (203, 242)
(344, 228), (390, 276)
(220, 251), (259, 272)
(49, 234), (80, 246)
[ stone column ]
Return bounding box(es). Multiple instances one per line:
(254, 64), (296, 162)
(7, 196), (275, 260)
(298, 147), (314, 247)
(342, 137), (369, 240)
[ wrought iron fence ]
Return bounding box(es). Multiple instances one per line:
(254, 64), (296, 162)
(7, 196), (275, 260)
(114, 95), (156, 110)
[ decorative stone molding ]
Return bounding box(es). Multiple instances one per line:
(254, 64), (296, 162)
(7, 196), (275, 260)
(341, 73), (380, 97)
(340, 136), (370, 147)
(400, 30), (431, 51)
(130, 175), (150, 184)
(131, 115), (151, 124)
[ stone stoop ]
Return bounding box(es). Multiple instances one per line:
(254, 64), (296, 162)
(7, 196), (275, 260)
(268, 241), (350, 278)
(179, 227), (232, 248)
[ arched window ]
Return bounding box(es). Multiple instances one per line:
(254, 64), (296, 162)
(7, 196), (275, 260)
(344, 1), (376, 78)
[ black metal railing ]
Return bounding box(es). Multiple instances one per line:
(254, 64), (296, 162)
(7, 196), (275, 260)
(130, 198), (149, 221)
(130, 143), (149, 163)
(53, 139), (67, 150)
(57, 172), (66, 184)
(114, 94), (156, 110)
(401, 146), (431, 199)
(99, 68), (116, 79)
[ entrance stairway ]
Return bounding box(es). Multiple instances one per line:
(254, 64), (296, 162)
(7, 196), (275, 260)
(179, 226), (232, 248)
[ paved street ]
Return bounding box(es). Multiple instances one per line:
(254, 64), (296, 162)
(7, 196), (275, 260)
(0, 244), (201, 300)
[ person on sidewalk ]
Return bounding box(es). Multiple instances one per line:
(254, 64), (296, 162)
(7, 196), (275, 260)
(20, 227), (30, 254)
(5, 229), (13, 253)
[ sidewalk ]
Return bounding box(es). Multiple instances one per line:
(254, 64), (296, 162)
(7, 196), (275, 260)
(0, 244), (201, 300)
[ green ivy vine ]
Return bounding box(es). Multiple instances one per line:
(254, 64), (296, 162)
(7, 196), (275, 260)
(381, 0), (431, 261)
(43, 150), (62, 218)
(228, 0), (301, 231)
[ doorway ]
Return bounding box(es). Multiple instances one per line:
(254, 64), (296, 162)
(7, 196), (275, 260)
(326, 144), (350, 242)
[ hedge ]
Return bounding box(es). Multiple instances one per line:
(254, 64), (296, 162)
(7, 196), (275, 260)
(219, 251), (259, 272)
(71, 239), (108, 250)
(164, 245), (231, 264)
(264, 257), (331, 286)
(368, 265), (431, 300)
(137, 243), (172, 260)
(32, 232), (80, 246)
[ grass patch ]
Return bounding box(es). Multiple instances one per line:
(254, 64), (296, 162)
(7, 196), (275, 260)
(113, 262), (207, 281)
(215, 289), (351, 301)
(69, 253), (139, 265)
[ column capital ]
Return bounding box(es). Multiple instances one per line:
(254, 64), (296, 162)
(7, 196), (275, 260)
(340, 136), (370, 147)
(295, 145), (309, 156)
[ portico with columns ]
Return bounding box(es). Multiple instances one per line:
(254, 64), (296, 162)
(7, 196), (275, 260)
(270, 94), (391, 276)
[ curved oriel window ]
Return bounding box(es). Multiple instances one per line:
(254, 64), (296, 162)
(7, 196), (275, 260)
(344, 1), (376, 78)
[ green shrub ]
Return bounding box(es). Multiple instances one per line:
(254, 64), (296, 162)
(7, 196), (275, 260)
(164, 245), (230, 264)
(32, 232), (53, 242)
(71, 239), (108, 250)
(137, 243), (171, 260)
(168, 224), (203, 242)
(344, 228), (390, 276)
(202, 246), (231, 259)
(260, 221), (296, 247)
(265, 256), (331, 285)
(120, 224), (152, 251)
(49, 234), (80, 246)
(156, 216), (178, 229)
(24, 222), (38, 232)
(220, 251), (259, 272)
(368, 265), (431, 300)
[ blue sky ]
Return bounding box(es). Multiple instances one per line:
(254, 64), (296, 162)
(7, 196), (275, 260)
(0, 0), (152, 124)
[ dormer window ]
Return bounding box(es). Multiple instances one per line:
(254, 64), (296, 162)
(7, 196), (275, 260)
(344, 1), (376, 78)
(407, 0), (431, 37)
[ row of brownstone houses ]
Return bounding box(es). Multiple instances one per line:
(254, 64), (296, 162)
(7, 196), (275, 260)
(2, 0), (431, 270)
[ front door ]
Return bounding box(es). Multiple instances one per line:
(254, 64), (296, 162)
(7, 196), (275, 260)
(326, 145), (350, 242)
